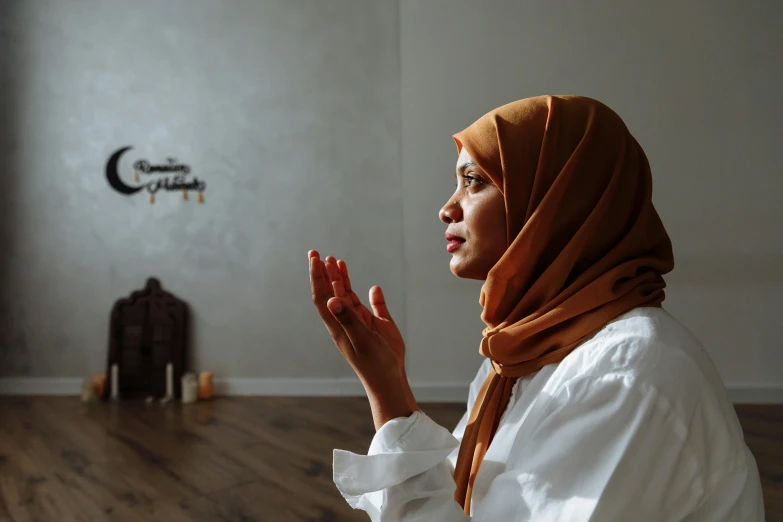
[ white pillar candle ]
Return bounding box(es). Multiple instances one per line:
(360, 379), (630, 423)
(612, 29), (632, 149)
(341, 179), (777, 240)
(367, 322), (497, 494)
(181, 373), (198, 404)
(165, 362), (174, 399)
(110, 364), (119, 400)
(81, 378), (95, 403)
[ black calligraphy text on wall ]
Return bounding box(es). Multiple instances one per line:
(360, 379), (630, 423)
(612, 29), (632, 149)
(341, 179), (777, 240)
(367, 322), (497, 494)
(105, 146), (207, 204)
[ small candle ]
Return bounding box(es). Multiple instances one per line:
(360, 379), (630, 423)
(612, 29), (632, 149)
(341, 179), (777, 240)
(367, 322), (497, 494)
(198, 371), (214, 400)
(165, 362), (174, 399)
(181, 373), (198, 404)
(93, 373), (106, 398)
(81, 378), (95, 403)
(110, 364), (119, 400)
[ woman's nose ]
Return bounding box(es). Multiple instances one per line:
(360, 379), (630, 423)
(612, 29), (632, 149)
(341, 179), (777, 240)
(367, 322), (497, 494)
(439, 198), (461, 224)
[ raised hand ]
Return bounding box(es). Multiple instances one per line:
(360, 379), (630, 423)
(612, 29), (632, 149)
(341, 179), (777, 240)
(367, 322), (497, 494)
(323, 255), (406, 369)
(308, 250), (418, 425)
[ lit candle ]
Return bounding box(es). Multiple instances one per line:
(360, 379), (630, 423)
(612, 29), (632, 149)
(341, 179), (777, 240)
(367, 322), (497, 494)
(93, 373), (106, 398)
(165, 362), (174, 399)
(110, 364), (119, 400)
(198, 371), (214, 400)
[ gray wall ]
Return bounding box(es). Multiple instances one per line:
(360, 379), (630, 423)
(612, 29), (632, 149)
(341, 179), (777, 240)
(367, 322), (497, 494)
(401, 0), (783, 388)
(2, 0), (781, 394)
(0, 0), (402, 379)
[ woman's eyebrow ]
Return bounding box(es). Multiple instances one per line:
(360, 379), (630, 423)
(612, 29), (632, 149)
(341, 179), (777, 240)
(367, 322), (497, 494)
(455, 161), (479, 177)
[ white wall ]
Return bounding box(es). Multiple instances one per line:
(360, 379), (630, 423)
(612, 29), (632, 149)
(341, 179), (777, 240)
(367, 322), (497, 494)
(0, 0), (402, 380)
(400, 0), (783, 393)
(1, 0), (780, 400)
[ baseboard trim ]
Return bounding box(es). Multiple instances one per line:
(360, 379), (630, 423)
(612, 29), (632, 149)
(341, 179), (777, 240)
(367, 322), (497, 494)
(216, 378), (471, 402)
(214, 378), (367, 397)
(1, 377), (781, 404)
(726, 384), (783, 405)
(0, 378), (85, 396)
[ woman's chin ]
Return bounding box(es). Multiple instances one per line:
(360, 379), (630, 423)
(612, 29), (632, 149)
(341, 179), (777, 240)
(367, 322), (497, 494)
(449, 253), (494, 281)
(450, 257), (478, 280)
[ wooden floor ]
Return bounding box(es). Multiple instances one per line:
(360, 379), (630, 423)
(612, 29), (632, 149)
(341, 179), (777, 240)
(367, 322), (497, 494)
(0, 398), (779, 522)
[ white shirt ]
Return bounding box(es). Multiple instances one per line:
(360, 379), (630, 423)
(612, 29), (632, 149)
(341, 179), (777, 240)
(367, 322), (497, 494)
(332, 307), (764, 521)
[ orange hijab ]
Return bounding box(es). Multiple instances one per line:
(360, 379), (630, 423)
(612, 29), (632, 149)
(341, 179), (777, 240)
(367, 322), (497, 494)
(451, 95), (674, 514)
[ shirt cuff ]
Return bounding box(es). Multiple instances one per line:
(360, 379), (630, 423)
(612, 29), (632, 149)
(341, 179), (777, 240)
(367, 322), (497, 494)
(333, 410), (460, 503)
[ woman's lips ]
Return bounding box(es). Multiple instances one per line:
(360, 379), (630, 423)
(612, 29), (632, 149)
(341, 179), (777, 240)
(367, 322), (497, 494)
(447, 239), (465, 252)
(445, 232), (465, 253)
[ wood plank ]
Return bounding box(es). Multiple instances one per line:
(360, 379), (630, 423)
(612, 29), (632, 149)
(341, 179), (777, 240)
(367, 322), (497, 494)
(0, 398), (778, 521)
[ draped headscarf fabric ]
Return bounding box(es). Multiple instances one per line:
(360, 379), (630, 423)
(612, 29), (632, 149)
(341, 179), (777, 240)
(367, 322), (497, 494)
(450, 95), (674, 514)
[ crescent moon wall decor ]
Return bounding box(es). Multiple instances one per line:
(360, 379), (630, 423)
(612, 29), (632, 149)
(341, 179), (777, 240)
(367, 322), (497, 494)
(105, 146), (143, 195)
(105, 146), (207, 204)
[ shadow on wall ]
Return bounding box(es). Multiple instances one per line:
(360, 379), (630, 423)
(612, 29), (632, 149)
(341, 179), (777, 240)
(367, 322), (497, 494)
(0, 2), (30, 377)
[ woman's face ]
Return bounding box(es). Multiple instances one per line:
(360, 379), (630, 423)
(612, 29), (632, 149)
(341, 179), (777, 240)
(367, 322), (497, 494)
(439, 147), (507, 280)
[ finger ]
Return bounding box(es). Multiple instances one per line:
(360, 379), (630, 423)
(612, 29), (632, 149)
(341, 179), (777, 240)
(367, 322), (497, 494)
(319, 260), (335, 299)
(337, 259), (362, 306)
(338, 260), (373, 323)
(309, 255), (334, 302)
(325, 257), (346, 298)
(309, 252), (325, 295)
(308, 250), (325, 288)
(328, 297), (371, 355)
(310, 256), (345, 342)
(337, 260), (360, 306)
(369, 286), (393, 321)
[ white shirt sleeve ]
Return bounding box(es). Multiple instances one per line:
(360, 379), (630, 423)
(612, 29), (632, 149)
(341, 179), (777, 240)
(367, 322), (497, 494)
(333, 368), (713, 521)
(333, 409), (469, 521)
(332, 360), (489, 521)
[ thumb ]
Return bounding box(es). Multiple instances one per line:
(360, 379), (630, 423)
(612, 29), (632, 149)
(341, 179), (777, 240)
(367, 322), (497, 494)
(327, 297), (348, 318)
(369, 286), (393, 321)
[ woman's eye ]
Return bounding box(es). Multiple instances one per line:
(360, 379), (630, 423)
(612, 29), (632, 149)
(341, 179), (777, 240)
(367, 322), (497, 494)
(454, 175), (481, 189)
(462, 175), (480, 187)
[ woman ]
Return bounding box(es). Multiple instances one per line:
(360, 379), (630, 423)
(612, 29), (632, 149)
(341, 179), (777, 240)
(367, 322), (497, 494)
(308, 95), (764, 520)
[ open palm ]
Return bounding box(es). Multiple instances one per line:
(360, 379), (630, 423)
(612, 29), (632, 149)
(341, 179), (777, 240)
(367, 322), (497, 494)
(316, 254), (406, 368)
